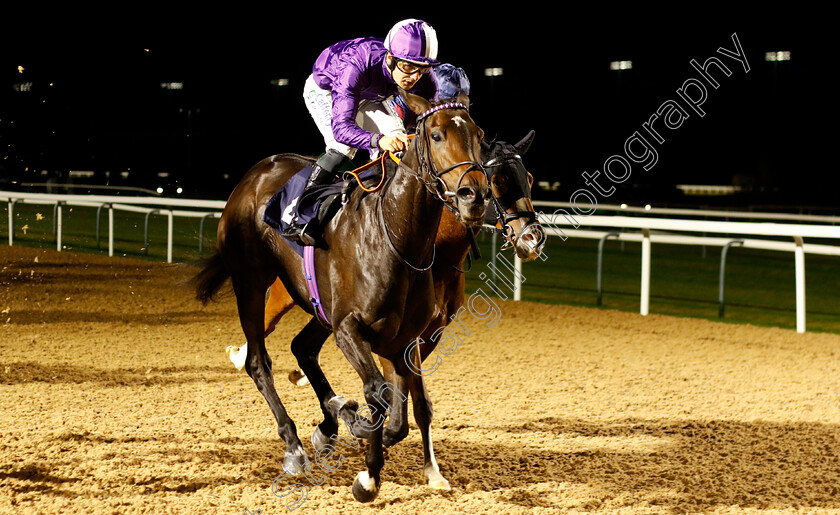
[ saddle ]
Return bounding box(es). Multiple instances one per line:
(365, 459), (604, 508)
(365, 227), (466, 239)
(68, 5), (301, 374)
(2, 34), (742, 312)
(262, 162), (382, 256)
(262, 159), (386, 328)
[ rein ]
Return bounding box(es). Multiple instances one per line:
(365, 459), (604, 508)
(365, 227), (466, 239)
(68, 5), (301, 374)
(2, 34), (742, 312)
(342, 152), (400, 193)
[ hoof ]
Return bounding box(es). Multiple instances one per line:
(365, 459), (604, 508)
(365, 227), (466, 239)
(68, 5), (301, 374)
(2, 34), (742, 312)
(428, 476), (451, 490)
(426, 468), (451, 490)
(329, 396), (360, 422)
(282, 450), (311, 476)
(327, 395), (357, 414)
(288, 368), (310, 386)
(311, 426), (331, 452)
(351, 471), (379, 503)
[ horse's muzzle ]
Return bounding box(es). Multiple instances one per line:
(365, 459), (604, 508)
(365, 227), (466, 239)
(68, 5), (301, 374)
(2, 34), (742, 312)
(507, 221), (546, 260)
(456, 186), (489, 225)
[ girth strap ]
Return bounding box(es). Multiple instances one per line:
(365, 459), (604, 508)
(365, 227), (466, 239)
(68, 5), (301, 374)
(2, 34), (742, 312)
(303, 246), (331, 328)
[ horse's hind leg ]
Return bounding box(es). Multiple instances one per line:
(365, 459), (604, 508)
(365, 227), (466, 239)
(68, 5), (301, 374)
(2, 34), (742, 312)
(264, 277), (294, 337)
(227, 278), (296, 371)
(265, 278), (314, 387)
(289, 317), (355, 451)
(234, 279), (310, 475)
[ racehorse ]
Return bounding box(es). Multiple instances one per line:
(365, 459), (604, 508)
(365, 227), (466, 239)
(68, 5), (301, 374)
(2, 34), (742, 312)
(258, 131), (546, 491)
(190, 90), (488, 502)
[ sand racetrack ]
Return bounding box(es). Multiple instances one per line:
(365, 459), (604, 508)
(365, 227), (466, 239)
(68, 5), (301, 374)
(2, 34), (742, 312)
(1, 244), (839, 514)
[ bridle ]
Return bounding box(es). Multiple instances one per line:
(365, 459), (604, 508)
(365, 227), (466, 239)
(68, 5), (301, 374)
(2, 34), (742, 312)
(378, 101), (488, 271)
(403, 102), (488, 212)
(482, 148), (545, 252)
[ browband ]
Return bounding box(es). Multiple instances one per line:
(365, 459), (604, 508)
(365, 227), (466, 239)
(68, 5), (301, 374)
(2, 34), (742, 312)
(415, 102), (468, 123)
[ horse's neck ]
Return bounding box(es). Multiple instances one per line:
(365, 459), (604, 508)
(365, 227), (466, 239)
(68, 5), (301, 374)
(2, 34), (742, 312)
(436, 210), (472, 257)
(382, 166), (442, 249)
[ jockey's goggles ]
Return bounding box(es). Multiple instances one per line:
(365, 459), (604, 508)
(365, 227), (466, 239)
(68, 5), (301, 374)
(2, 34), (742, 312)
(395, 59), (432, 76)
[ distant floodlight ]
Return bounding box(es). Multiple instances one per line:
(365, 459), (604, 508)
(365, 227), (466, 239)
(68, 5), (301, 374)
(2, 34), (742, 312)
(156, 187), (164, 194)
(644, 204), (651, 210)
(620, 203), (628, 209)
(610, 60), (632, 70)
(270, 78), (289, 86)
(484, 67), (504, 77)
(765, 51), (791, 62)
(160, 82), (183, 90)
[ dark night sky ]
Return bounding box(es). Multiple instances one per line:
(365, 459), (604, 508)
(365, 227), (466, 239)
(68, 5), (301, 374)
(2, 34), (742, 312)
(1, 9), (832, 206)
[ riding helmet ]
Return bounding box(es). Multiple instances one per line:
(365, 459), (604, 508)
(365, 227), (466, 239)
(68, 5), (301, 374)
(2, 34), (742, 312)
(384, 19), (440, 66)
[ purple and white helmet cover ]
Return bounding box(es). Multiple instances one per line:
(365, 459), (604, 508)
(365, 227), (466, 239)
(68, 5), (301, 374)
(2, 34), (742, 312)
(384, 19), (439, 66)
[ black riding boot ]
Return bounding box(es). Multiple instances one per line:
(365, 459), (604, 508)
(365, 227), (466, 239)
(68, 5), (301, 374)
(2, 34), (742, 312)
(281, 150), (348, 245)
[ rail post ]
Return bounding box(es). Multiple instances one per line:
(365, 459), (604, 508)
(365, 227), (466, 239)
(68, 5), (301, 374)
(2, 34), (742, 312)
(7, 199), (17, 246)
(198, 212), (218, 253)
(55, 201), (63, 251)
(95, 203), (111, 249)
(596, 232), (620, 306)
(144, 209), (160, 255)
(108, 205), (114, 257)
(166, 209), (174, 263)
(640, 228), (651, 316)
(794, 236), (806, 333)
(718, 239), (744, 318)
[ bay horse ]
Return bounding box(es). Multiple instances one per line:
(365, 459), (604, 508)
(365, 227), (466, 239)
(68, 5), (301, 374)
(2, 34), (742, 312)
(191, 91), (488, 502)
(257, 131), (546, 490)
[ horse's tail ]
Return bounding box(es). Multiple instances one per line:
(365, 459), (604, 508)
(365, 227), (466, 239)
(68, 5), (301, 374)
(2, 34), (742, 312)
(188, 249), (231, 305)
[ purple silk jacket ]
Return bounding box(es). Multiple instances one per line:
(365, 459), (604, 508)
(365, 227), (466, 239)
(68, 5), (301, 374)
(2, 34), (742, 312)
(312, 37), (438, 151)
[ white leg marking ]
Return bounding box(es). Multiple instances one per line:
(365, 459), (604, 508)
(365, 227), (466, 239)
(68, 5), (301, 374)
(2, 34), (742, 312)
(424, 424), (451, 490)
(225, 342), (248, 371)
(357, 471), (377, 492)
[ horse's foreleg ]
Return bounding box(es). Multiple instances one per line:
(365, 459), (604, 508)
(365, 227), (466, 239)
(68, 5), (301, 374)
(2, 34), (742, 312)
(404, 341), (450, 490)
(379, 356), (409, 447)
(333, 315), (390, 503)
(234, 280), (310, 475)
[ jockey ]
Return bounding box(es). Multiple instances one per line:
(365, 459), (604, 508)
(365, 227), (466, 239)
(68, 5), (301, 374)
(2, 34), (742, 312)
(283, 18), (467, 245)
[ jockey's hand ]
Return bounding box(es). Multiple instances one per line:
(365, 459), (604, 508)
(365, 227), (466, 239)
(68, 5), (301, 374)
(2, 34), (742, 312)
(379, 134), (410, 153)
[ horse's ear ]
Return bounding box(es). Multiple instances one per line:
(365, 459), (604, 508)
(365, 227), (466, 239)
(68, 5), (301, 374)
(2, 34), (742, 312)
(400, 88), (432, 116)
(515, 130), (536, 155)
(457, 92), (470, 110)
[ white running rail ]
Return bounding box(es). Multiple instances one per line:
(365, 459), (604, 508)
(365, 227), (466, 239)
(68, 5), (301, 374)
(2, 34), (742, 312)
(2, 191), (226, 264)
(513, 202), (840, 333)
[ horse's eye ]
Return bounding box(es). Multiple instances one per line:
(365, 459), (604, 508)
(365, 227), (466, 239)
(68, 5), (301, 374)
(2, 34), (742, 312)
(431, 132), (443, 142)
(492, 175), (508, 187)
(491, 175), (508, 193)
